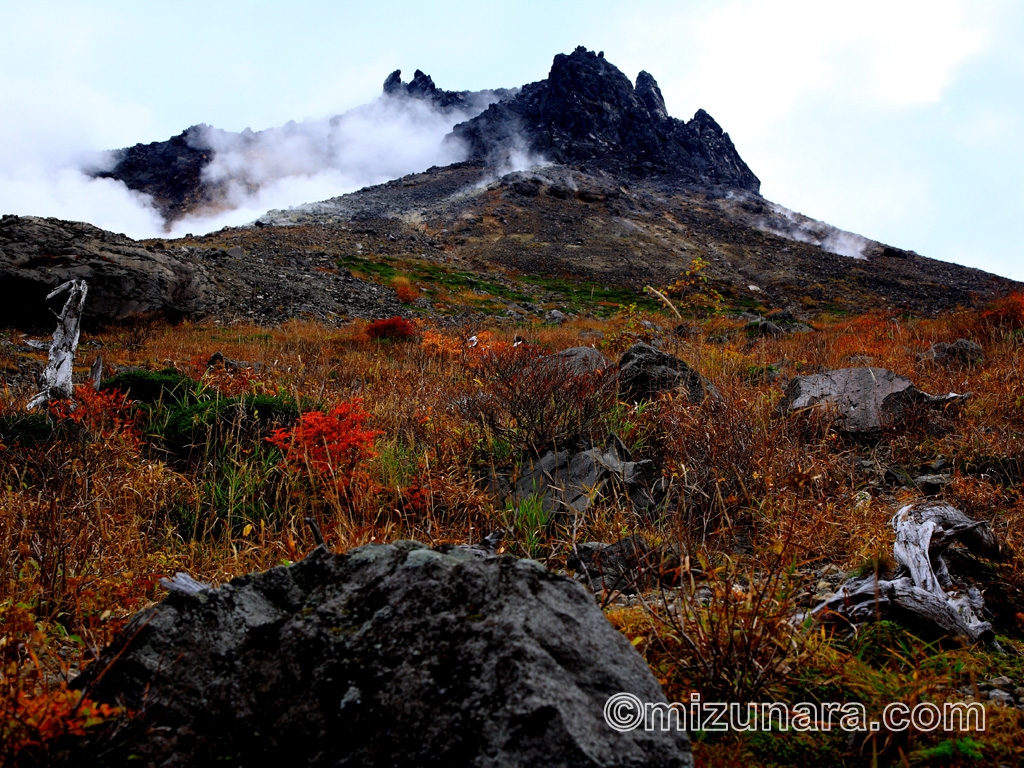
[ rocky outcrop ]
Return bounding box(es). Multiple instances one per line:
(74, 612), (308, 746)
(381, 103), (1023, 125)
(92, 125), (220, 224)
(618, 343), (719, 403)
(450, 47), (760, 191)
(777, 367), (969, 433)
(0, 215), (410, 332)
(95, 71), (512, 226)
(383, 68), (515, 112)
(69, 542), (692, 767)
(0, 215), (216, 329)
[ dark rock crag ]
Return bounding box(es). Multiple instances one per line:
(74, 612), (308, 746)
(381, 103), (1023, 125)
(69, 542), (692, 767)
(451, 46), (760, 191)
(0, 215), (406, 331)
(383, 68), (515, 112)
(0, 214), (216, 328)
(92, 125), (220, 225)
(94, 72), (510, 226)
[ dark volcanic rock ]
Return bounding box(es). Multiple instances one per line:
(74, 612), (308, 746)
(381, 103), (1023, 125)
(383, 68), (515, 112)
(0, 214), (216, 329)
(778, 367), (970, 433)
(514, 437), (658, 519)
(550, 346), (613, 375)
(618, 343), (719, 403)
(70, 543), (692, 767)
(95, 72), (512, 225)
(93, 125), (218, 224)
(0, 215), (409, 334)
(921, 339), (985, 366)
(451, 47), (760, 192)
(568, 536), (661, 594)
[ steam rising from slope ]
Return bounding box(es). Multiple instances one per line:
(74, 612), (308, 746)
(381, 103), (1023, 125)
(0, 89), (509, 239)
(720, 192), (873, 259)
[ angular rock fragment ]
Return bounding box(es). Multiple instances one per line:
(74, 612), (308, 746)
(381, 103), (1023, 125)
(70, 543), (692, 767)
(777, 366), (969, 433)
(567, 536), (673, 594)
(550, 345), (613, 375)
(921, 339), (984, 366)
(514, 437), (657, 518)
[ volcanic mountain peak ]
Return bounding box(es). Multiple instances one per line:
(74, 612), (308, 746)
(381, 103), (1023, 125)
(90, 47), (760, 229)
(450, 46), (760, 193)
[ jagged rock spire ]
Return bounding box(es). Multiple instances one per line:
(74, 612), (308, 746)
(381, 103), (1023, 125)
(450, 46), (760, 192)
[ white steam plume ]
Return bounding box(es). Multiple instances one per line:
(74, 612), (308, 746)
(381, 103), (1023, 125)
(0, 87), (510, 240)
(720, 192), (873, 259)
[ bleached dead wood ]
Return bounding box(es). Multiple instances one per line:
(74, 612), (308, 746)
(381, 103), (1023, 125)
(89, 354), (103, 391)
(159, 573), (212, 594)
(27, 279), (88, 410)
(812, 502), (999, 643)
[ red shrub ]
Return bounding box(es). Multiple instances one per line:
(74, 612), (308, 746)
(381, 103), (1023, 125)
(265, 399), (381, 491)
(365, 316), (418, 341)
(980, 291), (1024, 331)
(50, 385), (141, 450)
(392, 277), (421, 305)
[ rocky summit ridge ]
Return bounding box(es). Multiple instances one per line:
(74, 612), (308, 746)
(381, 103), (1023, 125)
(92, 47), (757, 227)
(451, 46), (760, 191)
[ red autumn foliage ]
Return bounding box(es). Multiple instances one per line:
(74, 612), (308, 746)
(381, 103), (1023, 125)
(265, 399), (381, 493)
(393, 278), (421, 305)
(980, 291), (1024, 331)
(365, 316), (418, 341)
(4, 687), (122, 758)
(49, 385), (141, 450)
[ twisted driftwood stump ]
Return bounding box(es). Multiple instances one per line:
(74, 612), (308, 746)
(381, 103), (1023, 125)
(813, 502), (1000, 643)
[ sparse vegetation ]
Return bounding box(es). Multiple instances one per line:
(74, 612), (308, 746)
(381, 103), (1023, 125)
(2, 292), (1023, 766)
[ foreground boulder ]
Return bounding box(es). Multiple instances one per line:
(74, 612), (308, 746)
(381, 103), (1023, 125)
(618, 343), (719, 403)
(777, 366), (969, 433)
(70, 542), (691, 767)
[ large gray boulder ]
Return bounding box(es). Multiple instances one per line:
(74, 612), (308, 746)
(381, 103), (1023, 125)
(617, 343), (718, 403)
(70, 543), (692, 767)
(777, 367), (968, 433)
(0, 214), (217, 328)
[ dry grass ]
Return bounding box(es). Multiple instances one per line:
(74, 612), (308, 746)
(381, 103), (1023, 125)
(1, 298), (1022, 765)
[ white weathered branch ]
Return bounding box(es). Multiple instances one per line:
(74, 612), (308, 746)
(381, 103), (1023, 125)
(27, 280), (88, 410)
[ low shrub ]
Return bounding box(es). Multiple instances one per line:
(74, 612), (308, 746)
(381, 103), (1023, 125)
(365, 316), (418, 341)
(266, 398), (382, 514)
(100, 368), (196, 405)
(457, 344), (617, 456)
(392, 276), (421, 305)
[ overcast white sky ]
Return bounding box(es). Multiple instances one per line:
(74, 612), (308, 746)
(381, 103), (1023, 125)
(1, 0), (1021, 281)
